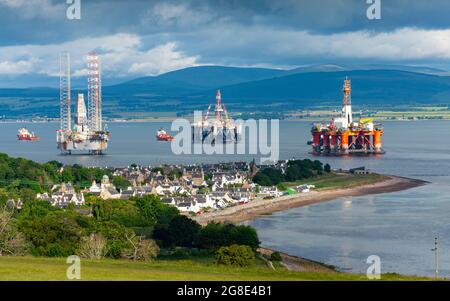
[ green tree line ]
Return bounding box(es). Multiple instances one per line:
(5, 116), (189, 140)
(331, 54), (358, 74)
(0, 153), (111, 200)
(1, 194), (260, 262)
(253, 159), (331, 186)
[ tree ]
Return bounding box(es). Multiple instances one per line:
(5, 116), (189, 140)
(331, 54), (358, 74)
(204, 172), (213, 181)
(91, 220), (132, 258)
(167, 215), (201, 247)
(324, 164), (331, 173)
(156, 203), (179, 225)
(17, 199), (59, 222)
(168, 169), (182, 180)
(312, 160), (324, 172)
(20, 213), (82, 257)
(0, 205), (27, 256)
(152, 223), (172, 247)
(215, 245), (255, 267)
(112, 176), (131, 191)
(61, 167), (74, 183)
(270, 251), (282, 262)
(78, 233), (108, 259)
(195, 222), (229, 249)
(121, 233), (159, 261)
(252, 172), (272, 186)
(195, 222), (260, 250)
(276, 183), (287, 191)
(134, 194), (179, 225)
(261, 168), (284, 185)
(285, 165), (301, 181)
(152, 167), (164, 175)
(228, 225), (260, 250)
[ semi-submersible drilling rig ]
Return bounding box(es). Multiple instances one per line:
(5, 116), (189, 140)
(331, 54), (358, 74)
(310, 78), (384, 156)
(57, 52), (109, 155)
(191, 90), (242, 144)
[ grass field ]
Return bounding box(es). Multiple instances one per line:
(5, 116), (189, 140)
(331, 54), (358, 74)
(284, 173), (389, 191)
(0, 256), (431, 281)
(286, 107), (450, 121)
(373, 110), (450, 119)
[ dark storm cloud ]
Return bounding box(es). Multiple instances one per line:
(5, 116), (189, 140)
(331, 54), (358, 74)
(1, 0), (450, 83)
(2, 0), (450, 46)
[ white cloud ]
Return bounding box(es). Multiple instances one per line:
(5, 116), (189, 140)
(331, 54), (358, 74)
(183, 25), (450, 65)
(1, 26), (450, 79)
(128, 42), (199, 75)
(72, 68), (88, 77)
(0, 33), (199, 77)
(0, 59), (34, 74)
(0, 0), (63, 19)
(271, 27), (450, 60)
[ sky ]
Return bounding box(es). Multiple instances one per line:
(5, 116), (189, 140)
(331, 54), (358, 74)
(1, 0), (450, 87)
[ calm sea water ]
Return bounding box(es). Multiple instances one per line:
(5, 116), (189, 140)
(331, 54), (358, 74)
(1, 120), (449, 276)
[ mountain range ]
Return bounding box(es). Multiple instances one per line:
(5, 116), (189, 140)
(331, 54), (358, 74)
(1, 64), (450, 118)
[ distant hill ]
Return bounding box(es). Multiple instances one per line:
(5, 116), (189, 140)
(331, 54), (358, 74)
(105, 66), (287, 97)
(286, 64), (447, 75)
(189, 69), (450, 107)
(2, 65), (450, 118)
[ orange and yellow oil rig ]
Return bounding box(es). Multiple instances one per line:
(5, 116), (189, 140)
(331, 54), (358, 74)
(310, 78), (384, 156)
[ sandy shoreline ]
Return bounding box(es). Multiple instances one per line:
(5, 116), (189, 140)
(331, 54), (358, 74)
(194, 175), (428, 225)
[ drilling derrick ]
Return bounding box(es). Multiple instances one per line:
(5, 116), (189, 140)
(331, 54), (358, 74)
(74, 93), (87, 132)
(87, 52), (102, 132)
(310, 78), (384, 156)
(215, 90), (223, 121)
(59, 52), (71, 132)
(342, 77), (352, 126)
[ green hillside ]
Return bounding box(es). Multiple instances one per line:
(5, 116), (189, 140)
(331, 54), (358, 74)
(4, 66), (450, 118)
(0, 256), (431, 281)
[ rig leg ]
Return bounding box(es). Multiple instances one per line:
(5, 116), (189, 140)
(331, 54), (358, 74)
(340, 131), (349, 155)
(312, 132), (321, 154)
(330, 134), (338, 155)
(322, 133), (330, 155)
(373, 130), (383, 154)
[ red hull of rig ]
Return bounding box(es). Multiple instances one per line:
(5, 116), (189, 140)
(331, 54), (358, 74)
(310, 78), (385, 156)
(310, 127), (384, 156)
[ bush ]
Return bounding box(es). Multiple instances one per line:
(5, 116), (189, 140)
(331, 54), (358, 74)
(153, 223), (172, 247)
(227, 225), (260, 250)
(89, 221), (132, 258)
(78, 234), (108, 259)
(20, 213), (82, 257)
(195, 222), (260, 250)
(167, 215), (201, 247)
(215, 245), (255, 267)
(252, 172), (272, 186)
(121, 237), (159, 261)
(0, 208), (27, 256)
(270, 251), (282, 262)
(276, 183), (287, 191)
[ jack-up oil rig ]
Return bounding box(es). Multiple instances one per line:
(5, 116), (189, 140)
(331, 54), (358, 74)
(57, 52), (109, 155)
(192, 90), (242, 144)
(310, 78), (384, 156)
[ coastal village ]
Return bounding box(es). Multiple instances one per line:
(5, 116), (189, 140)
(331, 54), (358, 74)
(34, 159), (317, 214)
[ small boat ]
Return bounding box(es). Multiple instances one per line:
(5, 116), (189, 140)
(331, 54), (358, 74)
(17, 128), (40, 141)
(156, 129), (175, 141)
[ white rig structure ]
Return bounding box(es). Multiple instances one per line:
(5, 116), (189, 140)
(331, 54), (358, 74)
(191, 90), (242, 144)
(57, 52), (109, 155)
